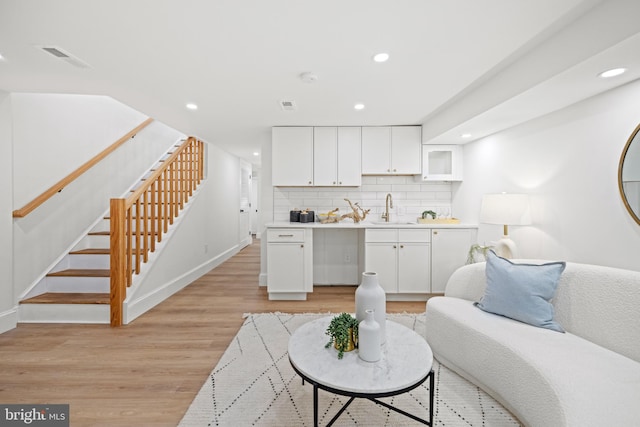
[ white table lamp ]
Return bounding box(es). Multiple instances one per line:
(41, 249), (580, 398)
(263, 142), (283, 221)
(480, 193), (531, 259)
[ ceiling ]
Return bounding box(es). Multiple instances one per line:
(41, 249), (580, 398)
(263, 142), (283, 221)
(1, 0), (640, 167)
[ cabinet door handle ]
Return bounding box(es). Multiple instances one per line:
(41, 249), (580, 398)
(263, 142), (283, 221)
(393, 245), (397, 249)
(433, 231), (438, 235)
(393, 168), (397, 172)
(338, 181), (342, 185)
(333, 181), (336, 185)
(301, 244), (304, 248)
(400, 245), (404, 248)
(278, 234), (294, 237)
(308, 181), (312, 185)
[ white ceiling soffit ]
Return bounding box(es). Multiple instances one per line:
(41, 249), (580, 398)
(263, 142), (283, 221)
(422, 0), (640, 144)
(425, 32), (640, 145)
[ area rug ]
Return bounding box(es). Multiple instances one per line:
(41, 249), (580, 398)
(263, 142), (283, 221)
(179, 313), (522, 426)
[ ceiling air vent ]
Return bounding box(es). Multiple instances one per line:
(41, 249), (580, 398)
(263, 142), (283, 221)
(279, 100), (297, 111)
(38, 45), (90, 68)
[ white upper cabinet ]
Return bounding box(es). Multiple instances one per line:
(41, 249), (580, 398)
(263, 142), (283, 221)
(420, 144), (463, 181)
(272, 127), (314, 186)
(313, 127), (337, 186)
(361, 126), (421, 175)
(313, 127), (361, 186)
(337, 127), (362, 186)
(391, 126), (422, 174)
(361, 127), (391, 174)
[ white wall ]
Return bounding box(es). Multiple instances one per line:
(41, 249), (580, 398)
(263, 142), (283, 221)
(12, 94), (148, 208)
(0, 91), (16, 333)
(454, 79), (640, 271)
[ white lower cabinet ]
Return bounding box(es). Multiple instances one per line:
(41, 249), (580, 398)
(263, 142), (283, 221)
(267, 228), (312, 300)
(364, 229), (431, 294)
(430, 228), (477, 293)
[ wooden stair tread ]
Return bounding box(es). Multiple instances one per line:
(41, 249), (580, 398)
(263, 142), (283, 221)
(69, 248), (109, 255)
(21, 292), (110, 305)
(47, 269), (110, 277)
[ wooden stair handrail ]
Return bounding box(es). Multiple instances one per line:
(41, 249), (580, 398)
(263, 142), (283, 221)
(12, 118), (154, 218)
(110, 137), (205, 326)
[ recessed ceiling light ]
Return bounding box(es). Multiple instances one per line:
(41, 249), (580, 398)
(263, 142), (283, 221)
(186, 103), (198, 110)
(373, 53), (389, 63)
(253, 152), (260, 156)
(354, 103), (365, 110)
(598, 68), (626, 78)
(461, 133), (472, 138)
(0, 53), (4, 60)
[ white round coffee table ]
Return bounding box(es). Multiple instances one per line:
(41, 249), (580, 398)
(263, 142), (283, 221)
(288, 316), (434, 426)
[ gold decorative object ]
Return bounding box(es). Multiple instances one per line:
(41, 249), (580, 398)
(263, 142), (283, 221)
(417, 218), (461, 224)
(341, 199), (370, 223)
(318, 208), (341, 223)
(334, 328), (356, 353)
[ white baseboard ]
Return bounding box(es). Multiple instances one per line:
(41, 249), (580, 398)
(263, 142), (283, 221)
(259, 273), (267, 287)
(0, 307), (18, 334)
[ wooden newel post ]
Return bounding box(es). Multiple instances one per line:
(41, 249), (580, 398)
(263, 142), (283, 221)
(110, 198), (126, 326)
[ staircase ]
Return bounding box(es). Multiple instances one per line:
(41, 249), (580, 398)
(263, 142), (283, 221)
(18, 138), (205, 325)
(19, 215), (113, 322)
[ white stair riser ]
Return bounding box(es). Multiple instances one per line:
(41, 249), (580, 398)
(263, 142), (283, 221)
(72, 235), (146, 252)
(19, 303), (109, 324)
(45, 276), (110, 293)
(68, 254), (110, 269)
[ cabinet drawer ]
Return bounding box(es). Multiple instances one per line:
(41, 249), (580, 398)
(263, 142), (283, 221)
(267, 229), (305, 242)
(365, 229), (398, 243)
(399, 229), (431, 243)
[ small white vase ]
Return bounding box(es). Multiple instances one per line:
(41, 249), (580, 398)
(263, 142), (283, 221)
(355, 271), (386, 343)
(358, 309), (381, 362)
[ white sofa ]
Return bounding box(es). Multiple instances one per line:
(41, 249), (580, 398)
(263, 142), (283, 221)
(425, 260), (640, 427)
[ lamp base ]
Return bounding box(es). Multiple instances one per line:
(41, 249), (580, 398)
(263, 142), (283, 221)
(493, 236), (518, 259)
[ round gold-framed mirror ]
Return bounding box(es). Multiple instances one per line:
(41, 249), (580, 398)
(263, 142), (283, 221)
(618, 122), (640, 226)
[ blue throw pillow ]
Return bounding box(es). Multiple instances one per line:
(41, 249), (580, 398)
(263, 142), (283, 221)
(475, 250), (566, 332)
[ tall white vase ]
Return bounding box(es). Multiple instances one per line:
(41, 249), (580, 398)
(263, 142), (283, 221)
(355, 271), (386, 344)
(358, 309), (381, 362)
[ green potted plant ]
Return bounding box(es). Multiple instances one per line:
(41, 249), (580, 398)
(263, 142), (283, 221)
(421, 210), (437, 220)
(325, 312), (359, 359)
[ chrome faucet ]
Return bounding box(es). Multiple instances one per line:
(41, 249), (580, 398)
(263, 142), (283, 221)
(381, 193), (393, 222)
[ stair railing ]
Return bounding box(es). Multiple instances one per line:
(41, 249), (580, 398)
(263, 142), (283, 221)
(110, 137), (205, 326)
(13, 118), (154, 218)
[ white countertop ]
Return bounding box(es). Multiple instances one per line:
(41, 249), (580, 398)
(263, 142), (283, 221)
(267, 220), (478, 229)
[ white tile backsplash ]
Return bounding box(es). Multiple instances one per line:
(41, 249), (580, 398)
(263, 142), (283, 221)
(273, 176), (453, 222)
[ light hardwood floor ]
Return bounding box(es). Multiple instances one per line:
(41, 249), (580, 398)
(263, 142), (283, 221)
(0, 239), (427, 426)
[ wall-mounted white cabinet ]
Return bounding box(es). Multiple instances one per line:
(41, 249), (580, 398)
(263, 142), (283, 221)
(313, 127), (361, 186)
(272, 127), (314, 186)
(362, 126), (421, 175)
(364, 228), (431, 294)
(420, 144), (463, 181)
(430, 228), (476, 292)
(272, 126), (361, 187)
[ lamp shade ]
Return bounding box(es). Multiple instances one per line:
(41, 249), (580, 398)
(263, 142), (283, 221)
(480, 193), (531, 226)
